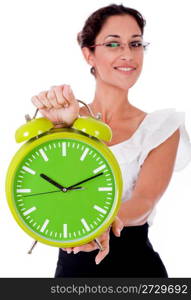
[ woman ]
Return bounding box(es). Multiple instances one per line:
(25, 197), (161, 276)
(31, 4), (191, 277)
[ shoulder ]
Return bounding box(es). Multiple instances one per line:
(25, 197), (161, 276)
(138, 107), (190, 169)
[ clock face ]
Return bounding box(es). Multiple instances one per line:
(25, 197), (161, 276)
(12, 137), (118, 246)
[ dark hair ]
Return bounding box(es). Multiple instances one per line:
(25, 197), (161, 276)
(77, 4), (146, 75)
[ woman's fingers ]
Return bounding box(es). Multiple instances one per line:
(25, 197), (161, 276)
(63, 85), (76, 105)
(46, 88), (59, 108)
(62, 230), (111, 264)
(73, 241), (97, 254)
(31, 95), (45, 109)
(31, 85), (72, 110)
(51, 85), (69, 108)
(111, 216), (124, 237)
(95, 234), (110, 264)
(61, 247), (73, 254)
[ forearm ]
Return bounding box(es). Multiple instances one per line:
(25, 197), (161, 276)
(117, 196), (156, 227)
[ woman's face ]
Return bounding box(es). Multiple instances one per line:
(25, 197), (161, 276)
(84, 15), (145, 91)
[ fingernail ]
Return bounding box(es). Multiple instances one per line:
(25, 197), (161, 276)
(67, 249), (72, 254)
(95, 259), (100, 265)
(73, 248), (80, 254)
(117, 229), (121, 237)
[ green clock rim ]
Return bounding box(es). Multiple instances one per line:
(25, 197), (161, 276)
(5, 128), (123, 247)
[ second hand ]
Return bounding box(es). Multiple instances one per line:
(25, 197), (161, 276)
(23, 187), (83, 198)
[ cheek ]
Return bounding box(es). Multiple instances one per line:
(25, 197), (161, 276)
(137, 53), (144, 70)
(94, 52), (113, 74)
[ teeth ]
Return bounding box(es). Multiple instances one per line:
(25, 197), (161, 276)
(115, 67), (134, 71)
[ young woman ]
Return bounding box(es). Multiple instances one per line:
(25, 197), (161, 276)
(31, 4), (191, 277)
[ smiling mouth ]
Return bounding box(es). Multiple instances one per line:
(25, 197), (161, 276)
(114, 66), (136, 72)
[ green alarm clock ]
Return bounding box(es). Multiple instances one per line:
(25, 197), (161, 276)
(5, 101), (123, 251)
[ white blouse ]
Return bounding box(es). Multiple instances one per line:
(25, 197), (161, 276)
(108, 108), (191, 225)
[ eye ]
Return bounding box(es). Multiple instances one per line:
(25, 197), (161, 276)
(130, 41), (143, 48)
(104, 42), (121, 48)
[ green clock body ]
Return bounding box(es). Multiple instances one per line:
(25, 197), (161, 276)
(6, 128), (123, 247)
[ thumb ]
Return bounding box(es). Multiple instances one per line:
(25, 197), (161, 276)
(111, 216), (124, 237)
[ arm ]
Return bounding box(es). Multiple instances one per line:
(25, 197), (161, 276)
(64, 129), (180, 264)
(118, 128), (180, 226)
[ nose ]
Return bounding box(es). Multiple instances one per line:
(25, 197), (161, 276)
(119, 44), (133, 61)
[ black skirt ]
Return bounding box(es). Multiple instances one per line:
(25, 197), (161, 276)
(54, 223), (168, 278)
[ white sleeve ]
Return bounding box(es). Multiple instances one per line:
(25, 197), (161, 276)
(138, 109), (191, 171)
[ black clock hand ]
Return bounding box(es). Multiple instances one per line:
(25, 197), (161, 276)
(67, 172), (104, 190)
(40, 173), (66, 191)
(23, 187), (84, 198)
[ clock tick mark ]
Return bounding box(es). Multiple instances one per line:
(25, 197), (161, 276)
(63, 224), (68, 238)
(80, 148), (89, 161)
(98, 187), (112, 191)
(81, 218), (90, 232)
(40, 219), (49, 233)
(22, 166), (36, 175)
(23, 206), (37, 216)
(17, 189), (31, 193)
(62, 142), (67, 156)
(39, 149), (48, 161)
(104, 206), (109, 209)
(93, 205), (107, 215)
(93, 164), (106, 174)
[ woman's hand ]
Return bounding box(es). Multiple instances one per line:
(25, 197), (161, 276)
(31, 84), (80, 127)
(61, 216), (124, 264)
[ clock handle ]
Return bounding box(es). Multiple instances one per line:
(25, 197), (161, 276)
(94, 238), (104, 251)
(77, 100), (102, 120)
(27, 240), (38, 254)
(31, 99), (102, 121)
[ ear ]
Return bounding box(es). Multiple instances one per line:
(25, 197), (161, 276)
(82, 47), (95, 66)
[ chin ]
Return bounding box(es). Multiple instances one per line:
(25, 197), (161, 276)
(110, 80), (137, 92)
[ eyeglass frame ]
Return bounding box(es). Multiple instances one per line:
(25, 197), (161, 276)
(89, 40), (150, 51)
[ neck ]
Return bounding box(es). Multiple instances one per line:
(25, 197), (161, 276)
(90, 81), (133, 124)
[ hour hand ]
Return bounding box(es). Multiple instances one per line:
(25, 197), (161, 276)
(40, 174), (85, 192)
(40, 173), (67, 191)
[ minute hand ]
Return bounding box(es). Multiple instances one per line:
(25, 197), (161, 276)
(67, 172), (103, 190)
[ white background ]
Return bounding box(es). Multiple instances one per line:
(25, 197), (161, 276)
(0, 0), (191, 277)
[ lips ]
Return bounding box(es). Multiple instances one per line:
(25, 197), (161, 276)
(114, 66), (136, 72)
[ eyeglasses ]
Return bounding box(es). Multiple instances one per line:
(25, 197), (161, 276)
(90, 40), (150, 52)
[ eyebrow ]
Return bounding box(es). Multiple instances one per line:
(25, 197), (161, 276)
(104, 34), (142, 39)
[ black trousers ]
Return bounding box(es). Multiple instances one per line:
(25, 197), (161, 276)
(55, 223), (168, 278)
